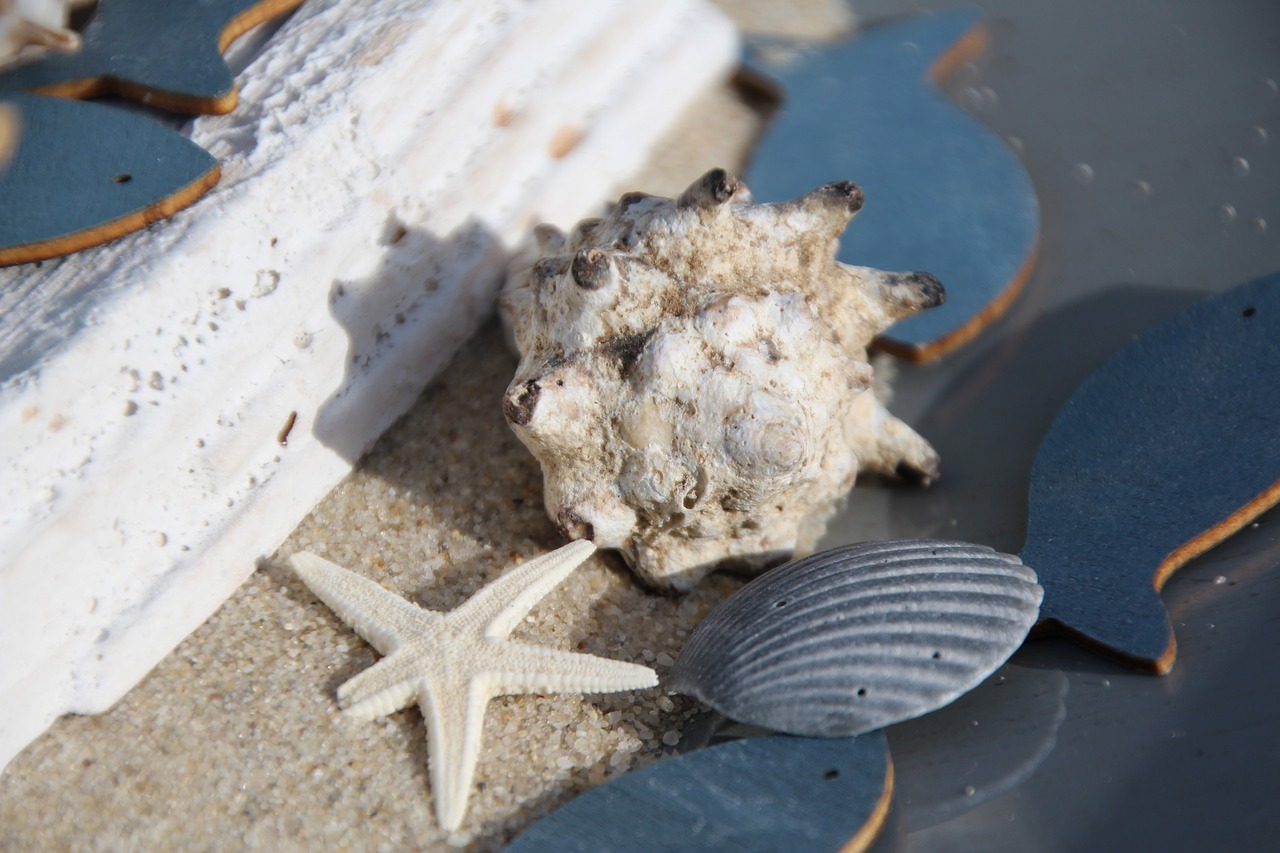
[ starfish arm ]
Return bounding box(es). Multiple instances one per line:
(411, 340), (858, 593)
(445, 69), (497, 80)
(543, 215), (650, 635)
(336, 650), (428, 719)
(487, 642), (658, 696)
(420, 674), (495, 832)
(290, 552), (442, 654)
(448, 540), (597, 640)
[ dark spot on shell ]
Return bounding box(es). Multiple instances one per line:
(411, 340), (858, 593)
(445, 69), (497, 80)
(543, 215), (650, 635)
(706, 169), (738, 203)
(601, 331), (653, 377)
(680, 168), (740, 208)
(1243, 306), (1257, 318)
(533, 257), (568, 284)
(618, 191), (655, 211)
(572, 249), (611, 290)
(820, 180), (863, 213)
(823, 769), (840, 780)
(504, 380), (541, 426)
(895, 457), (940, 485)
(557, 509), (595, 541)
(892, 271), (945, 311)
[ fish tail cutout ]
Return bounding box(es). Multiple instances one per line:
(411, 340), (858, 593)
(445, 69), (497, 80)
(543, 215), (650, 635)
(1026, 544), (1177, 674)
(1035, 607), (1177, 676)
(1037, 476), (1280, 674)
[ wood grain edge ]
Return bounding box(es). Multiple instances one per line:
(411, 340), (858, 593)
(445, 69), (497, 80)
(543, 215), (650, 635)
(927, 19), (988, 86)
(874, 236), (1040, 363)
(840, 753), (895, 853)
(0, 162), (221, 267)
(0, 103), (18, 172)
(1148, 476), (1280, 673)
(871, 18), (1038, 364)
(219, 0), (307, 52)
(31, 74), (239, 115)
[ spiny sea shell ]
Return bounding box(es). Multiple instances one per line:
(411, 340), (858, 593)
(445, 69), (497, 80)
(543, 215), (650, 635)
(499, 168), (944, 592)
(665, 539), (1044, 736)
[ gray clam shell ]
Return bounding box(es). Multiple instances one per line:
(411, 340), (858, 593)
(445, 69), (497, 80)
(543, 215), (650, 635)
(666, 539), (1044, 737)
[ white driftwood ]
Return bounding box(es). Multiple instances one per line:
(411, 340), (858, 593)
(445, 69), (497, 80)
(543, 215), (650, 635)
(0, 0), (737, 770)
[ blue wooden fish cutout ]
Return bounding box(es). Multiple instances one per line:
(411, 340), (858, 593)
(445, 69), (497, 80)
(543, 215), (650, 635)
(742, 9), (1039, 361)
(0, 93), (219, 265)
(505, 732), (893, 853)
(0, 0), (304, 114)
(1025, 274), (1280, 673)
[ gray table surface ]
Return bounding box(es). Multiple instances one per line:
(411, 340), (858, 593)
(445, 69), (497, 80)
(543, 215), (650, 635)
(818, 1), (1280, 849)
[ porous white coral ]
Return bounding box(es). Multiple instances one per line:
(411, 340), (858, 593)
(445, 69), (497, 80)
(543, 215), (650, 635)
(500, 169), (942, 592)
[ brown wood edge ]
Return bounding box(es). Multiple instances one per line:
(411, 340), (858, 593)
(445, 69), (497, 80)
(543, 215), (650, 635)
(31, 73), (238, 116)
(929, 20), (988, 85)
(840, 754), (895, 853)
(1031, 476), (1280, 675)
(874, 237), (1040, 362)
(0, 162), (221, 267)
(0, 103), (19, 172)
(1147, 476), (1280, 672)
(860, 18), (1034, 364)
(219, 0), (306, 52)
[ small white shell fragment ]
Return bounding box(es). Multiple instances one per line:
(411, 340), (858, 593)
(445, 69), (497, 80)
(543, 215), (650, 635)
(501, 170), (944, 591)
(0, 0), (82, 70)
(665, 539), (1044, 736)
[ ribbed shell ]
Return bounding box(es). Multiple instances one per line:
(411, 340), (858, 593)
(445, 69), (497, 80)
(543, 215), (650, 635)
(666, 539), (1043, 737)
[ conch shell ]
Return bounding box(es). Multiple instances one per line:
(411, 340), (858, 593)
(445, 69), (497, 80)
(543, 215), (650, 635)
(500, 169), (942, 592)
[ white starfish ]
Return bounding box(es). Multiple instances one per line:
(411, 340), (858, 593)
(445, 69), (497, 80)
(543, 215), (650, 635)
(289, 540), (657, 832)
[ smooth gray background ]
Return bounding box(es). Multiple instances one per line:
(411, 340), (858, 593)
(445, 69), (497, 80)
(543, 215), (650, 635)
(813, 1), (1280, 850)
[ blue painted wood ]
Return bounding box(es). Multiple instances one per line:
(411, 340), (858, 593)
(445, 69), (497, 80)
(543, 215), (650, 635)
(0, 93), (219, 265)
(1023, 274), (1280, 672)
(0, 0), (303, 114)
(743, 9), (1038, 361)
(505, 732), (893, 853)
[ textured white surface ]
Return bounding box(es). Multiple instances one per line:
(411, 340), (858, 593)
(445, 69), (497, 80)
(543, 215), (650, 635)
(0, 0), (737, 769)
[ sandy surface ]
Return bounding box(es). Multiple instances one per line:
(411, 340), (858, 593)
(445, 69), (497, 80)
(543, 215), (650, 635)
(1, 318), (751, 850)
(0, 3), (848, 847)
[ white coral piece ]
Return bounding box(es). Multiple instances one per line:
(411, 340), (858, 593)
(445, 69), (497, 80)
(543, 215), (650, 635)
(0, 0), (84, 70)
(500, 169), (943, 592)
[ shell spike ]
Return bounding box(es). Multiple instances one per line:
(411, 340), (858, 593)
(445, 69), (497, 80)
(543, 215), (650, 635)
(779, 180), (865, 231)
(571, 248), (614, 291)
(568, 217), (603, 247)
(531, 256), (569, 287)
(534, 223), (566, 252)
(678, 168), (741, 209)
(879, 270), (946, 321)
